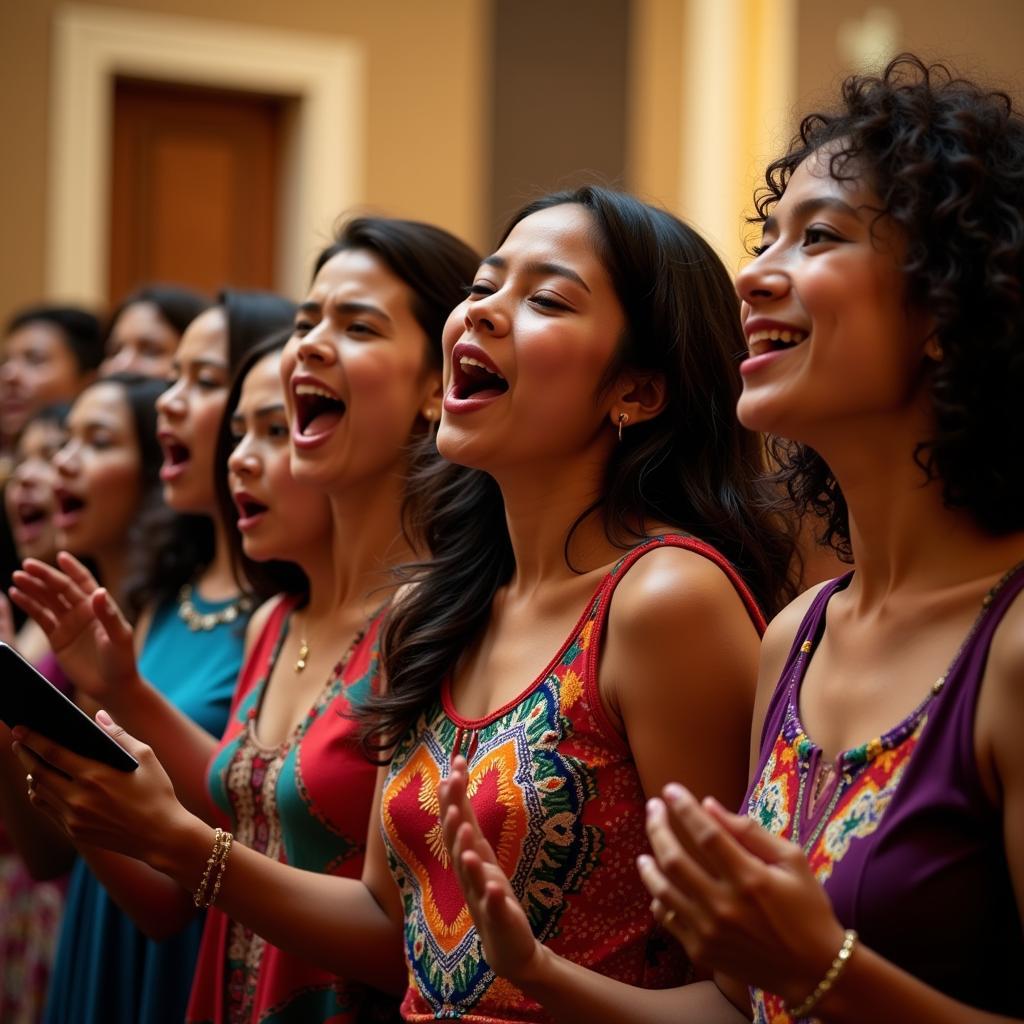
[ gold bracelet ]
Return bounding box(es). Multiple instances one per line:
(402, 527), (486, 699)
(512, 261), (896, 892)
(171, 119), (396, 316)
(193, 827), (234, 909)
(786, 929), (858, 1019)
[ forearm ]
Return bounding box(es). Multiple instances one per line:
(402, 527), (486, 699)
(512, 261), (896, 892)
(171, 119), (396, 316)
(516, 946), (749, 1024)
(79, 843), (197, 941)
(0, 737), (74, 879)
(104, 679), (218, 816)
(816, 943), (1021, 1024)
(150, 814), (407, 995)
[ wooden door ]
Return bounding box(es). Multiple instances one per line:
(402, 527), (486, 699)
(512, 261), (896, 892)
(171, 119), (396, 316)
(109, 77), (285, 302)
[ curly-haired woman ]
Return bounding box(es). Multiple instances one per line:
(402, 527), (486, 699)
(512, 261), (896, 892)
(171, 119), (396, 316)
(625, 55), (1024, 1024)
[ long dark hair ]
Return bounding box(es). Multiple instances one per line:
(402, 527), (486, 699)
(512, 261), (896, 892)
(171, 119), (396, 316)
(123, 291), (297, 613)
(364, 185), (796, 758)
(756, 55), (1024, 558)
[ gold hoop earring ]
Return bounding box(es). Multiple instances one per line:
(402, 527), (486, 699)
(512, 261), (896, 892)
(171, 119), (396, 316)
(617, 412), (629, 442)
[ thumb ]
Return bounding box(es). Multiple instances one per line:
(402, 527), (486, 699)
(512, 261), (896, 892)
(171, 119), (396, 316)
(95, 709), (146, 755)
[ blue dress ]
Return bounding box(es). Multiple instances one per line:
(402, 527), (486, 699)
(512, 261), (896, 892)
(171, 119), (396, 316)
(43, 591), (248, 1024)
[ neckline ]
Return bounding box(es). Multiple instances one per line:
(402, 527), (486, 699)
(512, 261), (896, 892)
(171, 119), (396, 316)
(789, 563), (1024, 770)
(245, 597), (364, 755)
(440, 537), (674, 729)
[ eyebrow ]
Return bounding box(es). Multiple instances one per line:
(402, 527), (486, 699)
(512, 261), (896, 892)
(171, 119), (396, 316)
(299, 299), (392, 324)
(231, 402), (285, 422)
(762, 196), (862, 235)
(481, 255), (591, 293)
(171, 357), (228, 373)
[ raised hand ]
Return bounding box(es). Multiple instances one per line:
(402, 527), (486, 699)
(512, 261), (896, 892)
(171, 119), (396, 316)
(11, 711), (191, 863)
(637, 784), (845, 1008)
(9, 552), (139, 702)
(438, 756), (544, 985)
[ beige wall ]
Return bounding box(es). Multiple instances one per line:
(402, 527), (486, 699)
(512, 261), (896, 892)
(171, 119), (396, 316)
(0, 0), (490, 323)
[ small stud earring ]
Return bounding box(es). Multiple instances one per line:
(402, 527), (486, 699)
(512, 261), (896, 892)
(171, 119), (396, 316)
(617, 412), (629, 443)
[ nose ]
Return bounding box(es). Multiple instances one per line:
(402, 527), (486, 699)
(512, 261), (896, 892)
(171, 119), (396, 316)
(102, 347), (136, 376)
(155, 377), (187, 418)
(295, 323), (338, 367)
(227, 436), (260, 479)
(53, 439), (81, 479)
(463, 292), (510, 338)
(735, 252), (791, 306)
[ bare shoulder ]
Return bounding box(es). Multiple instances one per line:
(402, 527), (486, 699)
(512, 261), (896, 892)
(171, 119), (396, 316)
(608, 544), (757, 644)
(759, 579), (832, 673)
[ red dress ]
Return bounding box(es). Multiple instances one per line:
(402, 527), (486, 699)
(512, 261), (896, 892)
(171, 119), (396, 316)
(380, 536), (766, 1022)
(188, 596), (399, 1023)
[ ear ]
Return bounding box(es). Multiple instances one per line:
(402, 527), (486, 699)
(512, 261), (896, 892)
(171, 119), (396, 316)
(608, 371), (668, 436)
(419, 368), (444, 424)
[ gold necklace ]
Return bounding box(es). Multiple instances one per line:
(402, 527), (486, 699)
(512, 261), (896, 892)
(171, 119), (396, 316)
(176, 585), (253, 633)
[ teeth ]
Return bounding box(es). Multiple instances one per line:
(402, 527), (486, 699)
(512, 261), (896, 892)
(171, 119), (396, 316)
(459, 356), (505, 380)
(748, 328), (808, 345)
(294, 384), (339, 400)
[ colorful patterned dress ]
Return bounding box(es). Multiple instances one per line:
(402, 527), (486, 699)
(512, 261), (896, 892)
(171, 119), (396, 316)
(189, 596), (400, 1024)
(746, 569), (1024, 1023)
(381, 535), (766, 1022)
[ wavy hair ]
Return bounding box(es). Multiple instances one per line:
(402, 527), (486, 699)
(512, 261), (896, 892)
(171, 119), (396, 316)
(755, 54), (1024, 558)
(363, 186), (797, 758)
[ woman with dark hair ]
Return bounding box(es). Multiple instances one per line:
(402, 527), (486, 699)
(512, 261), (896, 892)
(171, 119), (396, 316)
(10, 293), (295, 1024)
(10, 220), (480, 1023)
(12, 193), (792, 1021)
(99, 283), (208, 379)
(620, 55), (1024, 1024)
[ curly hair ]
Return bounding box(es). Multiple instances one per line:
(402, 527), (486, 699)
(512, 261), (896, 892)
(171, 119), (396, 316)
(755, 54), (1024, 558)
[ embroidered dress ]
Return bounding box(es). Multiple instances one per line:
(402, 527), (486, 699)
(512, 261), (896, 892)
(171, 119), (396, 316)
(44, 591), (246, 1024)
(746, 569), (1024, 1023)
(381, 535), (766, 1022)
(188, 597), (400, 1024)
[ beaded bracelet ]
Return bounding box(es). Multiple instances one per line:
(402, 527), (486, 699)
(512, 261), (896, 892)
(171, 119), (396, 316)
(193, 827), (234, 909)
(786, 929), (858, 1019)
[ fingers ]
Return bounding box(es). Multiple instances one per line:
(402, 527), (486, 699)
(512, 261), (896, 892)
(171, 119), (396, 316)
(8, 587), (59, 636)
(11, 567), (87, 623)
(636, 853), (699, 941)
(703, 797), (796, 868)
(56, 552), (100, 594)
(11, 726), (91, 780)
(91, 589), (135, 650)
(94, 710), (148, 759)
(0, 593), (14, 645)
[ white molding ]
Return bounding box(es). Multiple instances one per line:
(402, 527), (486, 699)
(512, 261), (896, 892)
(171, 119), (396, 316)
(47, 3), (365, 304)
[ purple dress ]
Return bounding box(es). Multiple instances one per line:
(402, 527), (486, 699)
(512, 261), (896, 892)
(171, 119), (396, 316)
(745, 568), (1024, 1022)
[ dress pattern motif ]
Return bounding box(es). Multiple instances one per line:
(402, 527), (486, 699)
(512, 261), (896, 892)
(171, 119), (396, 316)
(382, 535), (766, 1022)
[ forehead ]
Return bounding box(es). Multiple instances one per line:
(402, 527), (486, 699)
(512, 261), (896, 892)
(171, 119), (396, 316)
(111, 301), (173, 339)
(237, 351), (283, 409)
(5, 321), (67, 356)
(177, 306), (228, 361)
(774, 146), (877, 215)
(499, 203), (602, 266)
(69, 382), (129, 424)
(311, 248), (413, 313)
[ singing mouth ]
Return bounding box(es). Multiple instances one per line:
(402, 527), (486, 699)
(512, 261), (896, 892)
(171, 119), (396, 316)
(747, 327), (809, 357)
(293, 382), (347, 437)
(450, 354), (509, 401)
(233, 492), (269, 521)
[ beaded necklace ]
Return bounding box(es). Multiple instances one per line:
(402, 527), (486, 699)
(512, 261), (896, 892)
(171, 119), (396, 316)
(176, 584), (253, 633)
(790, 561), (1024, 852)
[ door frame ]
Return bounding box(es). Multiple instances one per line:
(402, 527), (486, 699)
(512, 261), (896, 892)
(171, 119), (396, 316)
(48, 4), (365, 304)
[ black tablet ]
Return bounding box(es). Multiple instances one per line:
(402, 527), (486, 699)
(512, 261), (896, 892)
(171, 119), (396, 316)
(0, 642), (139, 772)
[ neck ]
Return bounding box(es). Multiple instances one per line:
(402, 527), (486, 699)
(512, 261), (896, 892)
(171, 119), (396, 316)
(196, 515), (242, 602)
(812, 412), (1024, 605)
(493, 440), (619, 595)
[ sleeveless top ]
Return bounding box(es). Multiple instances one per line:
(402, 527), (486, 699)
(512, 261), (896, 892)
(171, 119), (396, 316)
(745, 568), (1024, 1022)
(45, 590), (246, 1024)
(381, 535), (766, 1022)
(189, 596), (400, 1024)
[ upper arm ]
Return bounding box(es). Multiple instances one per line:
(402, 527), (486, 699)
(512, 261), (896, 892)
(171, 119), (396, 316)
(746, 584), (825, 778)
(976, 594), (1024, 928)
(600, 548), (761, 810)
(361, 764), (405, 929)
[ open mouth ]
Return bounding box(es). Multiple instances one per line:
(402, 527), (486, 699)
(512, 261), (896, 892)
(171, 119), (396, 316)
(451, 355), (509, 401)
(15, 501), (47, 529)
(54, 489), (86, 526)
(164, 440), (191, 466)
(294, 383), (346, 438)
(233, 493), (269, 522)
(747, 328), (809, 358)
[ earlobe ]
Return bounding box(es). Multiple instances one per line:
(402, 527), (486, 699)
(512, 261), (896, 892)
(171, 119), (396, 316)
(420, 371), (444, 423)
